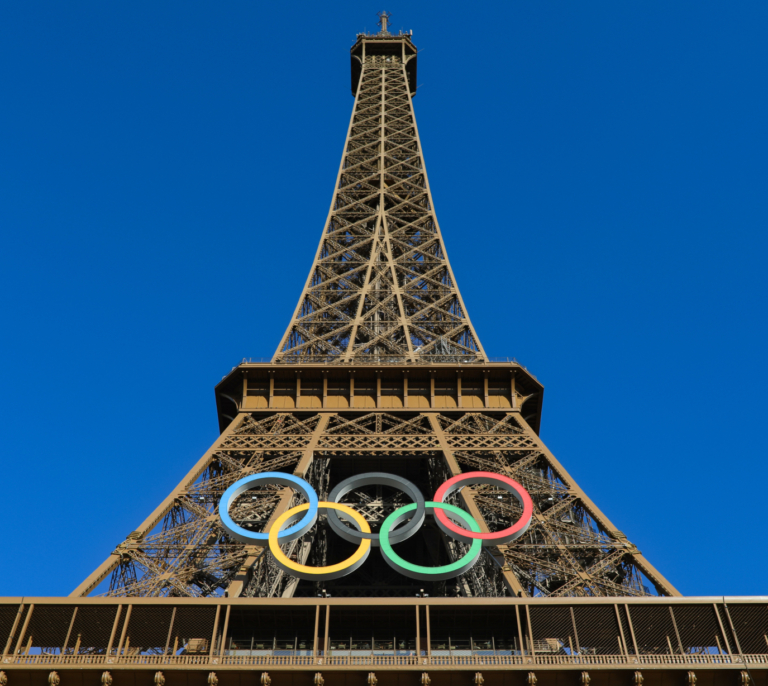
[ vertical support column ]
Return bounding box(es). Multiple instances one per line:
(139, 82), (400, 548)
(525, 605), (536, 657)
(116, 605), (133, 662)
(13, 604), (34, 659)
(614, 604), (629, 656)
(313, 605), (320, 662)
(403, 371), (409, 408)
(1, 603), (24, 661)
(514, 605), (524, 656)
(713, 603), (733, 655)
(296, 371), (302, 409)
(457, 371), (462, 408)
(415, 605), (421, 660)
(105, 605), (122, 659)
(268, 371), (275, 408)
(569, 607), (581, 654)
(624, 604), (640, 657)
(483, 371), (489, 409)
(219, 605), (232, 657)
(322, 371), (328, 409)
(208, 605), (221, 661)
(323, 606), (330, 657)
(430, 372), (435, 409)
(722, 603), (744, 655)
(61, 607), (78, 655)
(669, 607), (684, 654)
(163, 607), (176, 656)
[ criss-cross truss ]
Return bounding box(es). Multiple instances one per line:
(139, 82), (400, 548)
(75, 409), (678, 599)
(274, 50), (485, 364)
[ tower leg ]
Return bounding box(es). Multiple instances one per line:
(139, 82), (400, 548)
(71, 414), (250, 597)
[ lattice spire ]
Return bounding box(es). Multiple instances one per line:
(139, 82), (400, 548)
(273, 30), (486, 365)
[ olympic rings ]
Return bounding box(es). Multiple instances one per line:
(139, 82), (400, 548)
(270, 502), (372, 581)
(219, 469), (532, 581)
(379, 502), (483, 580)
(433, 471), (534, 546)
(327, 472), (426, 547)
(218, 472), (318, 545)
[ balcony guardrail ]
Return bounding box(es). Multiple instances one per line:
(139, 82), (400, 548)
(6, 652), (768, 669)
(1, 597), (766, 673)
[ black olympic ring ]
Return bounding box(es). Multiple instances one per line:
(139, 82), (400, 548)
(326, 472), (427, 547)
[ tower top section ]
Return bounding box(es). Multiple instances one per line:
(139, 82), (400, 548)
(274, 15), (484, 366)
(350, 12), (418, 96)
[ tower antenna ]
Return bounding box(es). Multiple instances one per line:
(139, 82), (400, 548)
(377, 10), (391, 35)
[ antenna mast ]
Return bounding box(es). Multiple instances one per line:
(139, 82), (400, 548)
(377, 10), (391, 35)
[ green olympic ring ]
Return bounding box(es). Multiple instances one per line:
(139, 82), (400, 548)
(379, 501), (483, 581)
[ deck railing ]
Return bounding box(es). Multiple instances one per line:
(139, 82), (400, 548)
(2, 597), (766, 671)
(7, 652), (768, 669)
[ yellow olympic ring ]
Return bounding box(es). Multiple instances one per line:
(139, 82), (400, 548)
(268, 502), (372, 580)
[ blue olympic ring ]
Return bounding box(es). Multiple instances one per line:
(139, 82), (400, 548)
(218, 472), (318, 545)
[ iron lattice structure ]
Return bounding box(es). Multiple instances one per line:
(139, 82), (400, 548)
(274, 27), (483, 365)
(73, 19), (679, 602)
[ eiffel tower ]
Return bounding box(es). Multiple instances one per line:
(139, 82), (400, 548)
(73, 12), (678, 601)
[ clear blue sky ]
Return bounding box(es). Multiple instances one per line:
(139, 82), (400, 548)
(1, 1), (766, 597)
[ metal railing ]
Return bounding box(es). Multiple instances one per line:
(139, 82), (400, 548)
(1, 597), (766, 672)
(7, 651), (768, 669)
(239, 356), (507, 366)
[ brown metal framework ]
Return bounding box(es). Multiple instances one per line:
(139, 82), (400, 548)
(71, 22), (681, 602)
(1, 596), (767, 684)
(74, 363), (676, 600)
(274, 29), (483, 364)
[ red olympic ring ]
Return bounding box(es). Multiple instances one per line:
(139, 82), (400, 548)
(433, 471), (534, 546)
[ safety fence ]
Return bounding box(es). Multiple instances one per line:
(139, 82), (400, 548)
(1, 598), (766, 670)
